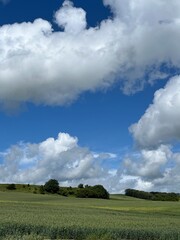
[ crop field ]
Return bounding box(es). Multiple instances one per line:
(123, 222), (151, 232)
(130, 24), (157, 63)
(0, 191), (179, 240)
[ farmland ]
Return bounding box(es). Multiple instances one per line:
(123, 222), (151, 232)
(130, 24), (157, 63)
(0, 191), (179, 239)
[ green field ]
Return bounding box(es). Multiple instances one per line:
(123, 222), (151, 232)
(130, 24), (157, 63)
(0, 191), (179, 239)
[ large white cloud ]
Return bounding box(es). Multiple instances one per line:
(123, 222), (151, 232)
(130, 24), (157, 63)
(130, 76), (180, 148)
(1, 0), (180, 108)
(152, 151), (180, 192)
(115, 145), (180, 193)
(104, 0), (180, 24)
(0, 132), (179, 193)
(124, 145), (171, 180)
(126, 74), (180, 193)
(0, 132), (115, 186)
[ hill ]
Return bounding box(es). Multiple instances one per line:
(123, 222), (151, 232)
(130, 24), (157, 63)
(0, 182), (110, 199)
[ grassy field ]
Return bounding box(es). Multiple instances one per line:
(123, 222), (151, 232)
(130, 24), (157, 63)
(0, 191), (179, 239)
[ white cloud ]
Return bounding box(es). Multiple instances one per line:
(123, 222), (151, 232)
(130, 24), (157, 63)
(110, 144), (180, 193)
(0, 0), (180, 108)
(0, 133), (115, 187)
(130, 76), (180, 149)
(124, 145), (171, 180)
(104, 0), (180, 25)
(54, 0), (87, 34)
(126, 75), (180, 193)
(152, 151), (180, 192)
(0, 132), (179, 193)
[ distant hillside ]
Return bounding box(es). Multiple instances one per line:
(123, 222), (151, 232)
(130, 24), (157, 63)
(0, 181), (110, 199)
(0, 183), (40, 194)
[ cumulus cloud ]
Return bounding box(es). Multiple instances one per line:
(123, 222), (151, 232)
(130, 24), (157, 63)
(54, 0), (87, 34)
(0, 0), (180, 108)
(0, 132), (115, 186)
(104, 0), (180, 25)
(124, 145), (171, 180)
(117, 145), (180, 193)
(0, 131), (179, 193)
(130, 76), (180, 149)
(152, 151), (180, 192)
(126, 75), (180, 193)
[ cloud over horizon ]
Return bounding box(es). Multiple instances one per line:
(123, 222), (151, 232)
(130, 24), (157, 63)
(116, 144), (180, 193)
(0, 0), (180, 193)
(0, 0), (180, 109)
(126, 76), (180, 193)
(0, 131), (179, 193)
(0, 132), (116, 190)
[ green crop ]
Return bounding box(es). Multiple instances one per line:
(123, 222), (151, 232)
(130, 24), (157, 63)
(0, 191), (179, 239)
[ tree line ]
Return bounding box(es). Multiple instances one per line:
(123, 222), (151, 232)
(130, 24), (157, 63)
(125, 188), (179, 201)
(40, 179), (110, 199)
(5, 180), (109, 199)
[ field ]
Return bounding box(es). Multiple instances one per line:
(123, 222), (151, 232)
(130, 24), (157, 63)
(0, 191), (179, 240)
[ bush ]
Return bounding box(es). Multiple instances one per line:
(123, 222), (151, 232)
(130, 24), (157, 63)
(76, 185), (109, 199)
(44, 179), (59, 194)
(39, 185), (45, 194)
(6, 183), (16, 190)
(58, 188), (69, 197)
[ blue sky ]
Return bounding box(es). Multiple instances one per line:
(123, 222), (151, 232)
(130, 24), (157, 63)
(0, 0), (180, 193)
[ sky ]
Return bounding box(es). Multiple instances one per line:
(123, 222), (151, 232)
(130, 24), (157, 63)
(0, 0), (180, 193)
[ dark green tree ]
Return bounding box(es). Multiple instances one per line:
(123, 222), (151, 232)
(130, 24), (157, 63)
(39, 185), (45, 194)
(93, 185), (110, 199)
(78, 183), (84, 188)
(76, 184), (109, 199)
(44, 179), (59, 194)
(6, 183), (16, 190)
(125, 188), (179, 201)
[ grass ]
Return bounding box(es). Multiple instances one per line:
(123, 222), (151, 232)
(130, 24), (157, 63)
(0, 184), (40, 194)
(0, 191), (179, 239)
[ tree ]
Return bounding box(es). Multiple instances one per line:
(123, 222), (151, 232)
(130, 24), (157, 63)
(6, 183), (16, 190)
(44, 179), (59, 194)
(39, 185), (45, 194)
(92, 185), (110, 199)
(75, 184), (109, 199)
(125, 188), (179, 201)
(78, 183), (84, 188)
